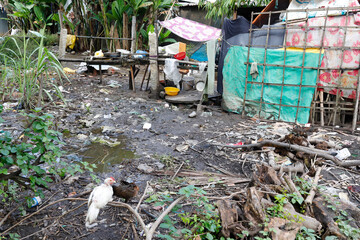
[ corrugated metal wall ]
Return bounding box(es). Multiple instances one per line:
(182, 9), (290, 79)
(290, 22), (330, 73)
(0, 8), (8, 34)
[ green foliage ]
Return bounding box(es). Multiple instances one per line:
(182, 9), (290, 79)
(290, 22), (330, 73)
(198, 0), (271, 19)
(0, 29), (66, 109)
(149, 185), (222, 240)
(140, 24), (176, 49)
(0, 106), (95, 204)
(296, 227), (320, 240)
(321, 195), (360, 240)
(335, 215), (360, 240)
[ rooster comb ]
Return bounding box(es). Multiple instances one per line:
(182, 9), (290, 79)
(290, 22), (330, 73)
(110, 177), (115, 181)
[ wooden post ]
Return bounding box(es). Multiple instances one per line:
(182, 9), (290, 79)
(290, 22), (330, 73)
(352, 69), (360, 132)
(123, 13), (129, 50)
(149, 32), (160, 98)
(58, 28), (67, 58)
(131, 16), (136, 54)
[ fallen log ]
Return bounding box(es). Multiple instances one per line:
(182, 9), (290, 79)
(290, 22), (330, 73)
(215, 140), (360, 167)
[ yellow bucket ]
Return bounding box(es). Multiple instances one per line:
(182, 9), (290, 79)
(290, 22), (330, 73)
(164, 87), (180, 96)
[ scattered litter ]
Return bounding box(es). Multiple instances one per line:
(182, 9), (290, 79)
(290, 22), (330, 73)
(58, 86), (70, 93)
(143, 122), (152, 130)
(77, 62), (88, 73)
(188, 111), (197, 118)
(102, 126), (115, 132)
(107, 80), (122, 88)
(2, 102), (18, 110)
(201, 112), (212, 117)
(30, 196), (42, 208)
(104, 114), (112, 119)
(79, 119), (95, 127)
(91, 137), (120, 147)
(67, 192), (77, 197)
(336, 148), (351, 160)
(99, 89), (110, 94)
(348, 185), (360, 193)
(63, 67), (76, 74)
(94, 49), (104, 58)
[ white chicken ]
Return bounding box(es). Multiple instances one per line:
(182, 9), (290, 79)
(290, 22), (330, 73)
(85, 177), (116, 228)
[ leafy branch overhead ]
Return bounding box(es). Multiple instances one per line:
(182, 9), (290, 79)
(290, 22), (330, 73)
(198, 0), (271, 19)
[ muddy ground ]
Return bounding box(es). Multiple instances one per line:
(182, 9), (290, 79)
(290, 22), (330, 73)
(1, 60), (360, 239)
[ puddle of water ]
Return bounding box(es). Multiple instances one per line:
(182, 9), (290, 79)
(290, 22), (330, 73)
(80, 135), (135, 172)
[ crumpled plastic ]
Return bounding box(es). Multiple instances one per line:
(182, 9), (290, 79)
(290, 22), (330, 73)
(66, 35), (76, 49)
(164, 59), (182, 89)
(250, 62), (259, 79)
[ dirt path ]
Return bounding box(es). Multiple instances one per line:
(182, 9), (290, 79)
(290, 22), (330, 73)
(1, 64), (360, 239)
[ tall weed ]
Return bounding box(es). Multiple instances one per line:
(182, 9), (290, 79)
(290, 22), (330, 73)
(0, 30), (66, 109)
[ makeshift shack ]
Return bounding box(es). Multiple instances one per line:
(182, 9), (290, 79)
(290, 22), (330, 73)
(221, 0), (360, 131)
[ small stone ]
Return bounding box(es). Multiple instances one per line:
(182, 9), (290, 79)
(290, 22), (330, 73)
(71, 51), (76, 55)
(77, 134), (88, 140)
(154, 162), (165, 170)
(138, 164), (154, 173)
(176, 144), (189, 152)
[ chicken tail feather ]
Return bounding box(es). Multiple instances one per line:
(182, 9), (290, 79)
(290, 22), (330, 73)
(85, 204), (100, 227)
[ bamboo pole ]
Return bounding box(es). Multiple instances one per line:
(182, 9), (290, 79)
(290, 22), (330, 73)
(332, 5), (350, 126)
(258, 11), (272, 119)
(130, 16), (136, 54)
(242, 11), (254, 117)
(314, 7), (329, 126)
(352, 68), (360, 132)
(278, 10), (288, 121)
(294, 9), (309, 124)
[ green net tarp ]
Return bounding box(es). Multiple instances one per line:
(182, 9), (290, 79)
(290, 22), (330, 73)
(222, 46), (323, 124)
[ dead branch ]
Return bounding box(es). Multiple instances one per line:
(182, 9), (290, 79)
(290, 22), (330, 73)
(110, 196), (186, 240)
(283, 175), (303, 202)
(305, 166), (324, 205)
(135, 181), (150, 213)
(216, 140), (360, 167)
(0, 207), (18, 227)
(171, 162), (184, 180)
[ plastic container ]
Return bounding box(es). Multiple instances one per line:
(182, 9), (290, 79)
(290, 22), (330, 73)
(30, 196), (42, 207)
(164, 87), (180, 96)
(182, 76), (194, 91)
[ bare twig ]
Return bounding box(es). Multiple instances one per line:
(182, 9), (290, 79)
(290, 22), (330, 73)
(0, 207), (18, 227)
(305, 166), (324, 205)
(284, 175), (303, 201)
(171, 162), (185, 180)
(135, 181), (150, 213)
(146, 196), (186, 240)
